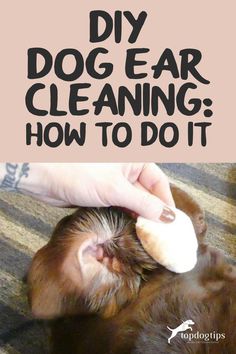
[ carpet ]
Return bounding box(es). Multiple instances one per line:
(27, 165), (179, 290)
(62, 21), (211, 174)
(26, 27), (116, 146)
(0, 163), (235, 354)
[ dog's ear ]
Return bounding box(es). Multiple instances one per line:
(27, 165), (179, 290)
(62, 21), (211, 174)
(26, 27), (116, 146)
(27, 215), (74, 319)
(28, 209), (148, 320)
(27, 244), (64, 319)
(28, 218), (120, 318)
(170, 184), (207, 241)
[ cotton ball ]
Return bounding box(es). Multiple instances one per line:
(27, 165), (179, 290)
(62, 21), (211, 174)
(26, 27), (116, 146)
(135, 208), (198, 273)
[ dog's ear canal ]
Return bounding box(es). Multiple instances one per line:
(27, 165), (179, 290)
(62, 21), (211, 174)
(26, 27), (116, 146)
(170, 184), (207, 240)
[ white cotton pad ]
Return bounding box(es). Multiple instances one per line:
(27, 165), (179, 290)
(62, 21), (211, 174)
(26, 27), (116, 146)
(135, 208), (198, 273)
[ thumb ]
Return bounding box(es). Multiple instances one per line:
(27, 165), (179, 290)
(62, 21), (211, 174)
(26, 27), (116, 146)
(115, 181), (176, 223)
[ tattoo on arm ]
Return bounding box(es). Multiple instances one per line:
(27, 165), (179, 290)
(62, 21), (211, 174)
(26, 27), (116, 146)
(0, 163), (30, 191)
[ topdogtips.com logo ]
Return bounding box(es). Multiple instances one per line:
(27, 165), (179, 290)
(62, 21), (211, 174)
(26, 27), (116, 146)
(167, 320), (225, 344)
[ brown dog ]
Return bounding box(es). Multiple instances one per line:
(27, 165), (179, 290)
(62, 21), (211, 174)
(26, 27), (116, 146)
(27, 186), (236, 353)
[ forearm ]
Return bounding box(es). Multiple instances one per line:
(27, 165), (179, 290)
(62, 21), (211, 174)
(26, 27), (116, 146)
(0, 163), (49, 194)
(0, 163), (175, 220)
(0, 163), (70, 206)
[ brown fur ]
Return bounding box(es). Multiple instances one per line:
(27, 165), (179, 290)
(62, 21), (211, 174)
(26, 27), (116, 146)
(27, 186), (236, 353)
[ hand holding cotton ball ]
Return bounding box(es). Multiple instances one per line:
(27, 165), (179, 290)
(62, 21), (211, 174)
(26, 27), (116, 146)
(135, 208), (198, 273)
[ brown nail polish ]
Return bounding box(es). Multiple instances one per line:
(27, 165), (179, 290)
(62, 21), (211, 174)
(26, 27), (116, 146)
(159, 206), (176, 223)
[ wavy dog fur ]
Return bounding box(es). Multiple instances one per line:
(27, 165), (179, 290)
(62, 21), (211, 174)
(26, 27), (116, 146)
(28, 186), (236, 354)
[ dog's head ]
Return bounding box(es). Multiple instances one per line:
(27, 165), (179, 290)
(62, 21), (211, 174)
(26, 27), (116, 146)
(27, 185), (207, 320)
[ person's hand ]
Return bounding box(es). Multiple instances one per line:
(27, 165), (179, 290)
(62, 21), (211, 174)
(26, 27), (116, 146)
(16, 163), (175, 222)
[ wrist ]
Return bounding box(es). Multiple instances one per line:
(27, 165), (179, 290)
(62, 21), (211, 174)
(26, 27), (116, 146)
(0, 163), (50, 196)
(0, 163), (30, 191)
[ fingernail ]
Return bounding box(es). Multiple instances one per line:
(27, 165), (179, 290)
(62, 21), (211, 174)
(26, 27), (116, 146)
(159, 206), (176, 223)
